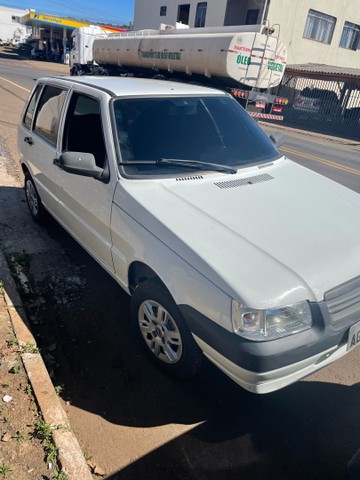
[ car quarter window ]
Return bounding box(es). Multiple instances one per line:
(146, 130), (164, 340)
(62, 92), (107, 169)
(33, 85), (67, 147)
(23, 84), (42, 129)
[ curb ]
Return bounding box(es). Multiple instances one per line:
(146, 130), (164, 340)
(259, 120), (360, 148)
(0, 250), (93, 480)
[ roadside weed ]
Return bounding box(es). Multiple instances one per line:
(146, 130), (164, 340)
(25, 383), (32, 395)
(0, 280), (4, 296)
(9, 364), (21, 374)
(54, 385), (63, 396)
(1, 383), (11, 388)
(5, 335), (17, 348)
(33, 419), (53, 444)
(83, 450), (92, 461)
(0, 464), (12, 478)
(45, 441), (58, 464)
(13, 430), (26, 443)
(53, 469), (68, 480)
(23, 343), (40, 354)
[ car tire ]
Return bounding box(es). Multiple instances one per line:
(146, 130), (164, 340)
(131, 279), (204, 379)
(24, 173), (48, 224)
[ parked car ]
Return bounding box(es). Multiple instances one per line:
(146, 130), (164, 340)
(344, 107), (360, 123)
(293, 87), (339, 115)
(0, 39), (4, 46)
(30, 48), (46, 60)
(18, 77), (360, 394)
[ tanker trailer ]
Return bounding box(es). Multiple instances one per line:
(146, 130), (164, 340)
(70, 23), (288, 119)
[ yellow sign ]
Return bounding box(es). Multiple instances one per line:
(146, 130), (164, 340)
(29, 12), (89, 29)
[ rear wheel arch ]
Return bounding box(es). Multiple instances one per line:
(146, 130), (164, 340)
(21, 163), (29, 175)
(24, 171), (48, 224)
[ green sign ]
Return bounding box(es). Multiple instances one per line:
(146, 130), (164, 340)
(268, 61), (284, 72)
(141, 51), (181, 60)
(236, 54), (251, 65)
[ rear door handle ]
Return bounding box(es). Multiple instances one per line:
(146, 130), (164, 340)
(24, 136), (33, 145)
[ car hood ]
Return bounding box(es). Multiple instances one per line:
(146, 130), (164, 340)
(115, 158), (360, 307)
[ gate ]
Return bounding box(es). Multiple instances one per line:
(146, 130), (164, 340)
(269, 71), (360, 140)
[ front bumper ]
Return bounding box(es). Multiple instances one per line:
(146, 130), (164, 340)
(193, 334), (352, 394)
(180, 288), (359, 393)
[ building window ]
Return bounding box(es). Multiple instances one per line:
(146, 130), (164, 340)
(160, 6), (167, 16)
(195, 2), (207, 28)
(303, 9), (336, 44)
(177, 4), (190, 25)
(339, 21), (360, 50)
(245, 9), (259, 25)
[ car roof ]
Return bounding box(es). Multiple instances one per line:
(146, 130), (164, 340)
(40, 76), (227, 98)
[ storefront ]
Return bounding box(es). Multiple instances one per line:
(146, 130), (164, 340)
(20, 11), (126, 63)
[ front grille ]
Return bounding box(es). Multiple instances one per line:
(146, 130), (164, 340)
(324, 275), (360, 326)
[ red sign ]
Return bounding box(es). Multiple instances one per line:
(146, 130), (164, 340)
(255, 101), (266, 109)
(272, 105), (283, 113)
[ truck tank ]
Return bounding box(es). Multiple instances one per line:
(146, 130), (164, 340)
(92, 25), (287, 89)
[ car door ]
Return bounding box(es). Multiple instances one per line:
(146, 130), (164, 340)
(19, 82), (68, 215)
(53, 87), (117, 273)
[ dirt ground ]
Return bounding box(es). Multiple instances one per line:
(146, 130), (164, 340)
(0, 290), (55, 480)
(0, 61), (52, 479)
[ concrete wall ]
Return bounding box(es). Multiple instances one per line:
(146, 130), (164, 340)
(0, 6), (28, 43)
(134, 0), (228, 30)
(133, 0), (360, 68)
(267, 0), (360, 67)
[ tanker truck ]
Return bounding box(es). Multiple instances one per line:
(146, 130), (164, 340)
(70, 22), (288, 120)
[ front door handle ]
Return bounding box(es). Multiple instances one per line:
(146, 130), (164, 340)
(24, 136), (33, 145)
(53, 158), (60, 167)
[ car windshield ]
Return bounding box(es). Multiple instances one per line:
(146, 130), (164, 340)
(112, 95), (281, 177)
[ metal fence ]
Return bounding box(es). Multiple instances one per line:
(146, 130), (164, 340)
(270, 75), (360, 140)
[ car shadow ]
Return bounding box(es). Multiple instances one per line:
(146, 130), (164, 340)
(94, 380), (360, 479)
(0, 184), (359, 480)
(0, 47), (29, 61)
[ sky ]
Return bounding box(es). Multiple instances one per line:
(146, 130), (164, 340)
(1, 0), (135, 25)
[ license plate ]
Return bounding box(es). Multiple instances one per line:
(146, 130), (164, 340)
(347, 321), (360, 351)
(256, 101), (266, 109)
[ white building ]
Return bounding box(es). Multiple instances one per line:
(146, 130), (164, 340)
(133, 0), (360, 68)
(0, 5), (29, 44)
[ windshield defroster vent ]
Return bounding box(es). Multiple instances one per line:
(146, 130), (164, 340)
(176, 175), (204, 181)
(214, 173), (274, 189)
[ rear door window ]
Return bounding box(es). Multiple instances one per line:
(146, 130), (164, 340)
(33, 85), (67, 147)
(23, 84), (43, 129)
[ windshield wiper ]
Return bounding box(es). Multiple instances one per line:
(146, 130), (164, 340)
(118, 158), (237, 174)
(158, 158), (237, 174)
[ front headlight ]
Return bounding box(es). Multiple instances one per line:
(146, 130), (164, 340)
(231, 300), (312, 341)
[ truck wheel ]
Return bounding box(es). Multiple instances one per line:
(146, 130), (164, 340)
(131, 279), (203, 379)
(71, 64), (82, 76)
(24, 173), (48, 224)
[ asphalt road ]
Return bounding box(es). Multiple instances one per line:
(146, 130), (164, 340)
(0, 48), (359, 480)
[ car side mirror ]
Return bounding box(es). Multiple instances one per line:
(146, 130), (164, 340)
(269, 132), (285, 148)
(55, 152), (103, 179)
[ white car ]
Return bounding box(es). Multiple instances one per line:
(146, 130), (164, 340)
(18, 76), (360, 394)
